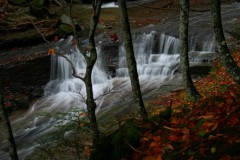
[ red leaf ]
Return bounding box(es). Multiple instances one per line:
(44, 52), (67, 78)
(109, 33), (118, 43)
(168, 135), (181, 142)
(153, 147), (162, 155)
(153, 136), (161, 142)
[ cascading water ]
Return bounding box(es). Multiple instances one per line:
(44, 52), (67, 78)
(0, 32), (215, 160)
(117, 32), (180, 77)
(1, 2), (240, 159)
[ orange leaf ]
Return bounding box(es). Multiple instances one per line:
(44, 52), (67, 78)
(149, 142), (160, 148)
(181, 127), (190, 134)
(79, 112), (86, 117)
(153, 136), (161, 142)
(201, 122), (213, 130)
(48, 48), (55, 55)
(210, 121), (219, 132)
(228, 116), (239, 127)
(80, 123), (85, 127)
(153, 147), (162, 155)
(156, 155), (163, 160)
(168, 135), (181, 142)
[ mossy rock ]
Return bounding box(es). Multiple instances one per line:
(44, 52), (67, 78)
(55, 15), (82, 37)
(55, 24), (74, 37)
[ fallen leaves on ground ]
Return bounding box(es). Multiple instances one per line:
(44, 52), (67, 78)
(130, 50), (240, 160)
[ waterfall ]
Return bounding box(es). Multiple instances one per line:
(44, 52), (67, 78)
(0, 32), (215, 160)
(116, 31), (214, 78)
(117, 32), (180, 77)
(44, 36), (109, 96)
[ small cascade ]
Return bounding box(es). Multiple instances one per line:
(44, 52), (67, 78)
(116, 31), (214, 78)
(117, 32), (180, 77)
(44, 36), (108, 96)
(189, 34), (215, 52)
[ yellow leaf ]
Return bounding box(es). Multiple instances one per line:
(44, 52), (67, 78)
(211, 147), (216, 153)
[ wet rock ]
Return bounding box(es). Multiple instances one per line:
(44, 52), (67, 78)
(55, 14), (83, 38)
(1, 48), (51, 112)
(14, 94), (29, 109)
(29, 86), (44, 100)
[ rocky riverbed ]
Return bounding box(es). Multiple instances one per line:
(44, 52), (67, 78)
(0, 0), (240, 115)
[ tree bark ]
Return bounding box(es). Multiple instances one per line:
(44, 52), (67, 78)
(0, 70), (19, 160)
(211, 0), (240, 84)
(179, 0), (200, 101)
(83, 0), (102, 149)
(118, 0), (148, 119)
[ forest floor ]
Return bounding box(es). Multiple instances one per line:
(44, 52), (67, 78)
(127, 50), (240, 160)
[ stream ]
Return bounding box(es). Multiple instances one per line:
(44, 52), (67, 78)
(0, 2), (240, 159)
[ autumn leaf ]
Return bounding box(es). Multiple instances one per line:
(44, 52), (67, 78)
(153, 136), (161, 142)
(153, 147), (162, 155)
(48, 48), (56, 55)
(168, 135), (182, 142)
(84, 146), (91, 158)
(149, 142), (161, 148)
(109, 33), (118, 43)
(79, 112), (86, 117)
(79, 123), (85, 127)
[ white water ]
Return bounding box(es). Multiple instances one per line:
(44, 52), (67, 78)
(102, 2), (118, 8)
(1, 2), (240, 159)
(0, 32), (213, 159)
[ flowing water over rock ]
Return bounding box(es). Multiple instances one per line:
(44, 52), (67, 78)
(1, 2), (240, 159)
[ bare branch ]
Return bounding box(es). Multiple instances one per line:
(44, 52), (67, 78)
(94, 88), (112, 101)
(28, 17), (85, 81)
(28, 17), (51, 46)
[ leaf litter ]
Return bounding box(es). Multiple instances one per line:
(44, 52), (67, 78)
(130, 50), (240, 160)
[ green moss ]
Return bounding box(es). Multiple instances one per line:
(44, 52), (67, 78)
(55, 24), (73, 36)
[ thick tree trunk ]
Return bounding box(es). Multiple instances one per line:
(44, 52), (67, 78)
(0, 70), (19, 160)
(211, 0), (240, 84)
(179, 0), (200, 101)
(118, 0), (148, 119)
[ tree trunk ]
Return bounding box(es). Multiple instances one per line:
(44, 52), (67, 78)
(118, 0), (148, 119)
(0, 70), (19, 160)
(179, 0), (200, 101)
(83, 0), (102, 149)
(211, 0), (240, 84)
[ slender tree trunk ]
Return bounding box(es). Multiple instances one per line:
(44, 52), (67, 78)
(0, 70), (19, 160)
(179, 0), (200, 101)
(211, 0), (240, 84)
(118, 0), (148, 119)
(83, 0), (102, 149)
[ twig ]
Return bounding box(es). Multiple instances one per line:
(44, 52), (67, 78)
(123, 138), (143, 154)
(53, 0), (63, 7)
